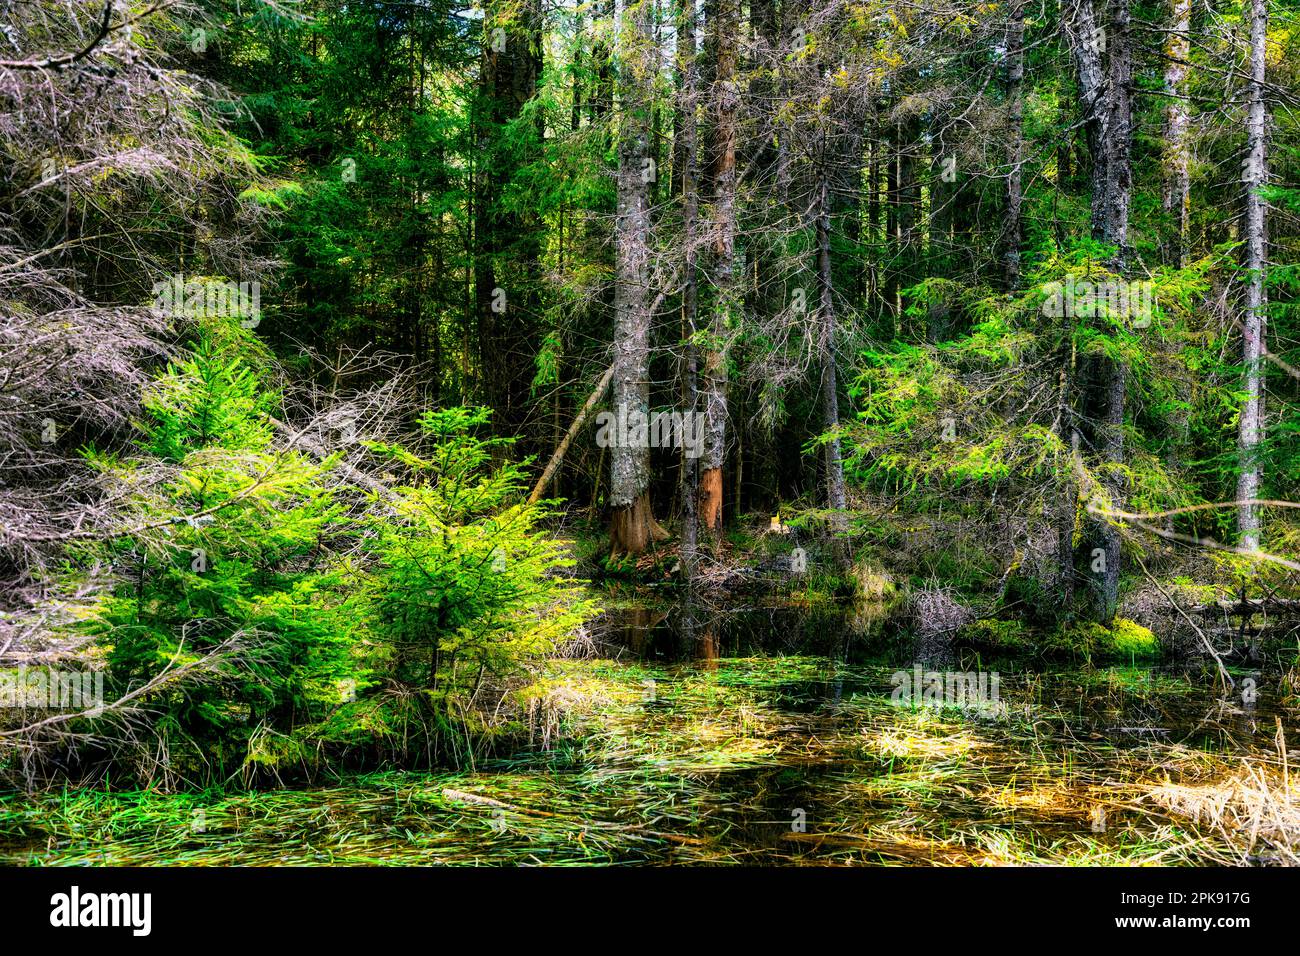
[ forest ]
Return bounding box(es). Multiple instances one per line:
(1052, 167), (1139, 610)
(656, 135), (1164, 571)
(1, 0), (1299, 869)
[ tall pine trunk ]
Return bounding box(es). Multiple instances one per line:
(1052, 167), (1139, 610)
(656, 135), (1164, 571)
(1238, 0), (1269, 551)
(1162, 0), (1191, 267)
(474, 0), (542, 443)
(699, 0), (739, 539)
(678, 0), (703, 580)
(1066, 0), (1132, 622)
(608, 0), (662, 555)
(1093, 0), (1133, 623)
(1003, 0), (1026, 289)
(817, 152), (849, 553)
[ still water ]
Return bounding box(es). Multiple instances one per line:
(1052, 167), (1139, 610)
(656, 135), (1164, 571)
(1, 601), (1291, 865)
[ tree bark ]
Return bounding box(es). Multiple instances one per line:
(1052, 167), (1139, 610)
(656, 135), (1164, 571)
(699, 0), (739, 539)
(608, 0), (661, 556)
(1238, 0), (1269, 551)
(1097, 0), (1133, 263)
(474, 0), (543, 442)
(1095, 0), (1132, 623)
(817, 159), (849, 551)
(744, 0), (783, 516)
(1066, 0), (1132, 623)
(1003, 0), (1026, 289)
(1066, 0), (1108, 241)
(677, 0), (703, 582)
(896, 118), (920, 321)
(1161, 0), (1191, 267)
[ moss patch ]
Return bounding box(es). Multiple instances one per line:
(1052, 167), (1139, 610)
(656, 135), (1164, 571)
(1108, 618), (1160, 658)
(956, 617), (1159, 661)
(1057, 618), (1160, 662)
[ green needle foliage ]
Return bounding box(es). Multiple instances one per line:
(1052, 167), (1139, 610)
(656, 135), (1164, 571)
(344, 407), (596, 766)
(71, 321), (593, 786)
(81, 319), (358, 783)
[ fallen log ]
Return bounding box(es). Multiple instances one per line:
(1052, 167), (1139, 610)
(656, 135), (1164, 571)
(527, 364), (615, 506)
(1192, 598), (1300, 615)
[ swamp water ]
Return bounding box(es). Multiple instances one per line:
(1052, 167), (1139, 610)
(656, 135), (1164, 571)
(1, 600), (1293, 865)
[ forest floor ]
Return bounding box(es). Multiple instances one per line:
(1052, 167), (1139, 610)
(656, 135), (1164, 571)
(2, 600), (1297, 866)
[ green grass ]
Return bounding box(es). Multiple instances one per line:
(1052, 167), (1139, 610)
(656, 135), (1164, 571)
(2, 651), (1286, 866)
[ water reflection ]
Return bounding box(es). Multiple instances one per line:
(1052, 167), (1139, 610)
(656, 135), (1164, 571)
(598, 599), (887, 664)
(596, 598), (1294, 751)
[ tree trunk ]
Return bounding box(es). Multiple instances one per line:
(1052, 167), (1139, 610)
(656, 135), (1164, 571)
(699, 0), (739, 539)
(1067, 0), (1132, 623)
(1238, 0), (1269, 551)
(896, 118), (919, 322)
(1066, 0), (1108, 240)
(677, 0), (703, 582)
(1162, 0), (1191, 267)
(1096, 347), (1126, 622)
(1058, 414), (1080, 609)
(528, 364), (614, 505)
(1094, 0), (1133, 623)
(1003, 0), (1026, 289)
(608, 0), (661, 556)
(817, 160), (849, 551)
(744, 0), (782, 516)
(1097, 0), (1133, 263)
(866, 135), (879, 302)
(474, 0), (542, 443)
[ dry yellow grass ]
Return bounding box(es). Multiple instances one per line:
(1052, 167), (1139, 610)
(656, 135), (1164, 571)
(1147, 761), (1300, 864)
